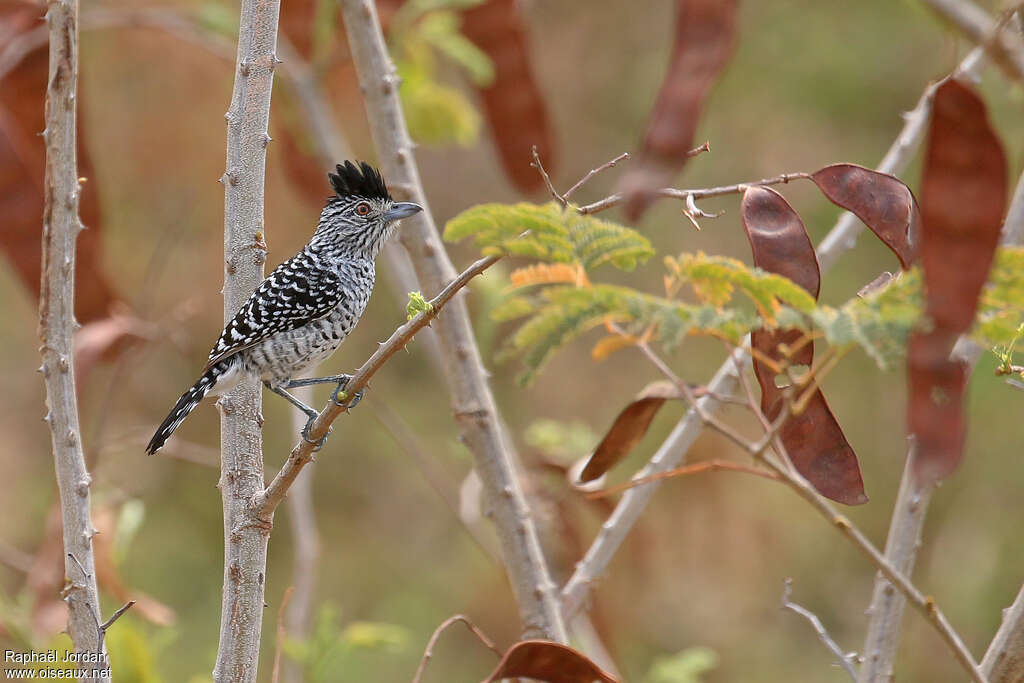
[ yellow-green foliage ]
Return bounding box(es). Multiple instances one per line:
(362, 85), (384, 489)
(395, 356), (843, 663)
(445, 201), (1024, 384)
(405, 290), (434, 320)
(389, 3), (490, 147)
(444, 202), (655, 270)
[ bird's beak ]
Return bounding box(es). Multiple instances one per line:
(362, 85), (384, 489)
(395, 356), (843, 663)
(385, 202), (423, 222)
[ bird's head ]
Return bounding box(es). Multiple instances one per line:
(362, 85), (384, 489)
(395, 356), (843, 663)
(313, 161), (423, 258)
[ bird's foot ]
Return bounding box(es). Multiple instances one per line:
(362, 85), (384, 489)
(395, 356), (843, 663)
(331, 375), (364, 410)
(301, 415), (332, 452)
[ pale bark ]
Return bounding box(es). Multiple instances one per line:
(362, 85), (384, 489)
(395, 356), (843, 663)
(335, 0), (568, 642)
(212, 1), (281, 681)
(38, 1), (110, 679)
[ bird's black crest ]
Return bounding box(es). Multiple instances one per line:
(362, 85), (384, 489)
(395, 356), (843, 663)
(328, 161), (391, 201)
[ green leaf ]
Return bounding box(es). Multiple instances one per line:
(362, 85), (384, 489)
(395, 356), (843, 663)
(406, 290), (434, 320)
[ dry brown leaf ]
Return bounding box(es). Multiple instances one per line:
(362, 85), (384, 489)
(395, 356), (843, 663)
(482, 640), (619, 683)
(579, 380), (681, 483)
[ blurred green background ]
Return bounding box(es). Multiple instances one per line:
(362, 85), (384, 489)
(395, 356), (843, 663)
(2, 0), (1023, 681)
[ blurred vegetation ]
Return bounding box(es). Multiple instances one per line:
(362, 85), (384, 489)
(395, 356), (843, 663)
(2, 1), (1023, 682)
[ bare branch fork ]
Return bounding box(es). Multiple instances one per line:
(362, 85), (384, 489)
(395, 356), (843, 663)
(257, 254), (501, 515)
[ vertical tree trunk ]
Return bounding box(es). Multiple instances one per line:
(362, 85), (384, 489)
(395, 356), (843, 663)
(336, 0), (567, 642)
(38, 0), (109, 679)
(213, 1), (281, 681)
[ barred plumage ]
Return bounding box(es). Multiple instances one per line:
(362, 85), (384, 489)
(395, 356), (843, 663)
(146, 162), (422, 454)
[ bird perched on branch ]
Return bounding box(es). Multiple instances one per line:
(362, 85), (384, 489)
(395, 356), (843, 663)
(146, 161), (422, 455)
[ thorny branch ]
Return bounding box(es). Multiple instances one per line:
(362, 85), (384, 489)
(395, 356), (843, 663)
(213, 0), (281, 680)
(257, 254), (502, 516)
(38, 0), (109, 677)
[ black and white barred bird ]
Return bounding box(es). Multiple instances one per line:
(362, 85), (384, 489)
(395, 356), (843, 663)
(146, 161), (421, 455)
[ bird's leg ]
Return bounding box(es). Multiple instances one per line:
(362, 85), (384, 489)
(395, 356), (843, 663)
(283, 373), (352, 389)
(283, 374), (364, 409)
(263, 381), (331, 450)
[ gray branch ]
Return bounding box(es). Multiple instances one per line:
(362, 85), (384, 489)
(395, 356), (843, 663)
(335, 0), (567, 642)
(919, 0), (1024, 81)
(856, 447), (934, 682)
(983, 583), (1024, 682)
(212, 0), (281, 681)
(560, 47), (986, 621)
(38, 1), (110, 678)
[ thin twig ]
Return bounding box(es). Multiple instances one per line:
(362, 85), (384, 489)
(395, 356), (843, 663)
(412, 614), (503, 683)
(563, 152), (631, 201)
(576, 171), (811, 215)
(532, 145), (567, 208)
(271, 587), (295, 683)
(257, 254), (502, 516)
(781, 579), (858, 680)
(100, 600), (136, 632)
(586, 460), (781, 499)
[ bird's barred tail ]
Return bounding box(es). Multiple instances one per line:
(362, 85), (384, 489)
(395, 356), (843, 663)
(146, 361), (230, 455)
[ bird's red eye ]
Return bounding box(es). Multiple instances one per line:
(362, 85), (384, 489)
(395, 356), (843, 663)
(355, 201), (372, 216)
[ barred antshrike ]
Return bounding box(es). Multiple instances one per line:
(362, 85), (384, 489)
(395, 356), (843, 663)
(146, 161), (422, 454)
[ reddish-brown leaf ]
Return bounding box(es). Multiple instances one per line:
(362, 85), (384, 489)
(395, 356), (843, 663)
(579, 380), (680, 483)
(741, 187), (867, 505)
(0, 5), (116, 323)
(908, 79), (1007, 483)
(483, 640), (619, 683)
(619, 0), (738, 219)
(918, 80), (1007, 333)
(462, 0), (555, 193)
(811, 164), (920, 269)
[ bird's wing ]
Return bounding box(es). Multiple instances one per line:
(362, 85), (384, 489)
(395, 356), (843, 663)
(203, 257), (342, 370)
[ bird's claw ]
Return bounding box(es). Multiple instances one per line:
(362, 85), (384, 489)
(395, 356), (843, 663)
(301, 416), (332, 451)
(331, 375), (365, 410)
